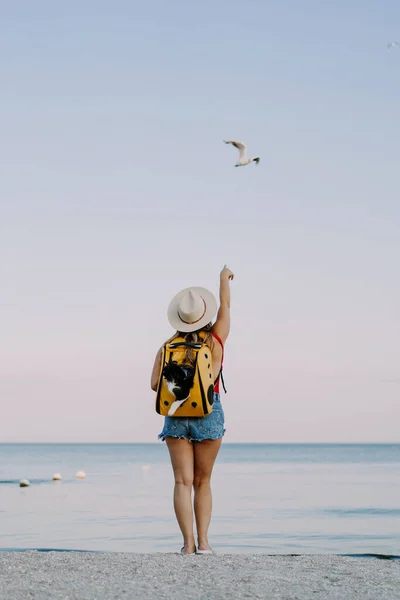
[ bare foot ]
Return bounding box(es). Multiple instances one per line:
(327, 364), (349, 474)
(197, 540), (211, 552)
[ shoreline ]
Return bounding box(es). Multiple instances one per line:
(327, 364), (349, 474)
(1, 552), (399, 600)
(1, 548), (399, 560)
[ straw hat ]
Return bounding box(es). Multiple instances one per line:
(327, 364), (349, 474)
(167, 287), (217, 333)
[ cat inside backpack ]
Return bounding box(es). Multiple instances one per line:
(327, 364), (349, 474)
(162, 362), (195, 416)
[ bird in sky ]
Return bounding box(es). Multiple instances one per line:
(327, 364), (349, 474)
(223, 140), (260, 167)
(387, 41), (400, 49)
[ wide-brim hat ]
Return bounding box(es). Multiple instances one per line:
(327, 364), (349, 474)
(167, 287), (217, 333)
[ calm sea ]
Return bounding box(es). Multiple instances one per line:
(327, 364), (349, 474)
(1, 444), (399, 555)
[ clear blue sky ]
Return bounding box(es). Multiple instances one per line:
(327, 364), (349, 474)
(1, 1), (399, 442)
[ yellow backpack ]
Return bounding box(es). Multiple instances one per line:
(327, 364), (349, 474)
(155, 336), (215, 417)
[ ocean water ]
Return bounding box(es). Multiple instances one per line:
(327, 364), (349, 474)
(0, 443), (399, 555)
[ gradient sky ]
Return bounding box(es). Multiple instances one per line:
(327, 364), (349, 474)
(1, 1), (399, 443)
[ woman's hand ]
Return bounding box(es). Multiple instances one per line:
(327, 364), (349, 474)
(220, 264), (234, 281)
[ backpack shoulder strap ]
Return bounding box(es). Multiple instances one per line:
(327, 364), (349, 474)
(211, 332), (227, 393)
(211, 332), (224, 353)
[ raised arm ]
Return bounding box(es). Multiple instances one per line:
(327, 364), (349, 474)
(212, 265), (234, 344)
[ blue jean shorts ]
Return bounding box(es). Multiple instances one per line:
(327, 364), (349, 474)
(158, 393), (225, 442)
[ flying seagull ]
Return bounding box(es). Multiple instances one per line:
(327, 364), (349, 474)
(388, 41), (400, 49)
(223, 140), (260, 167)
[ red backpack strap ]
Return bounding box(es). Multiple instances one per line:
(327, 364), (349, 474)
(211, 332), (227, 393)
(211, 332), (224, 356)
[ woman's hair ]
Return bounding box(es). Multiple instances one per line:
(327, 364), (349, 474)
(177, 322), (213, 365)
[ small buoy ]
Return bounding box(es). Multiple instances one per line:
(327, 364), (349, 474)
(76, 471), (86, 479)
(53, 473), (62, 481)
(19, 479), (30, 487)
(142, 465), (150, 471)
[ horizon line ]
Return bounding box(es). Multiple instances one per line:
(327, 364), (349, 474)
(1, 441), (399, 445)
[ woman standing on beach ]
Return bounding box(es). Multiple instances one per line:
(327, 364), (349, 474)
(150, 265), (234, 555)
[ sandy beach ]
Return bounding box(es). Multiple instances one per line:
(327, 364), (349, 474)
(1, 552), (399, 600)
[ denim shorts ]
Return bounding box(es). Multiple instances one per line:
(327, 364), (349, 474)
(158, 393), (225, 442)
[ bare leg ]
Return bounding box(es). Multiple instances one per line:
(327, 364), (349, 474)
(193, 438), (222, 551)
(165, 437), (195, 554)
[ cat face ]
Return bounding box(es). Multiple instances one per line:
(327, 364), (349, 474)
(162, 363), (194, 401)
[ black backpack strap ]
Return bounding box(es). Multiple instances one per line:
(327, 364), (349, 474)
(220, 369), (227, 394)
(214, 367), (227, 394)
